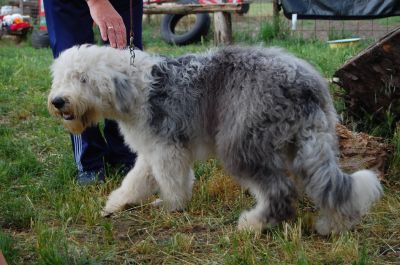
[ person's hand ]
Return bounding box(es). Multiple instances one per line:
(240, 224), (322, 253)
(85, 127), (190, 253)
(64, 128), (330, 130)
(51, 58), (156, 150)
(86, 0), (127, 49)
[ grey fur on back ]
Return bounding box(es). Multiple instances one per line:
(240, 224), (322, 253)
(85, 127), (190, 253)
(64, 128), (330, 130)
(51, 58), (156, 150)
(148, 46), (335, 164)
(146, 46), (342, 223)
(148, 46), (336, 144)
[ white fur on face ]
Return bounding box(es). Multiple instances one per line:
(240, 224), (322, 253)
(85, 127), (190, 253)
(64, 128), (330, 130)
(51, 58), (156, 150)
(48, 45), (158, 134)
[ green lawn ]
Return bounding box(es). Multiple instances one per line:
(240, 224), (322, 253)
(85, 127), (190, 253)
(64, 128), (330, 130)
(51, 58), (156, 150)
(0, 23), (399, 264)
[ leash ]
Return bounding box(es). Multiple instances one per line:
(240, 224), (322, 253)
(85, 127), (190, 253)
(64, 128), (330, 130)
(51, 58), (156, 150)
(129, 0), (136, 66)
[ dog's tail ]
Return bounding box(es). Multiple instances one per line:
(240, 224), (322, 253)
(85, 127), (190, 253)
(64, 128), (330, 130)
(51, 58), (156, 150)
(292, 114), (382, 235)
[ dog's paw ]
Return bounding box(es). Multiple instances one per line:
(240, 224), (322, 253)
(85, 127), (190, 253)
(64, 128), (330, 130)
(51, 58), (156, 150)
(101, 203), (123, 217)
(150, 198), (163, 207)
(160, 199), (187, 212)
(237, 210), (264, 234)
(101, 209), (114, 218)
(314, 211), (355, 236)
(102, 188), (128, 216)
(314, 215), (333, 236)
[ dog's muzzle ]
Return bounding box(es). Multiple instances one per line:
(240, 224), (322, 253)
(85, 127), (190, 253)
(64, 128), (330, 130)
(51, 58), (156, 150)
(51, 97), (65, 109)
(50, 97), (75, 120)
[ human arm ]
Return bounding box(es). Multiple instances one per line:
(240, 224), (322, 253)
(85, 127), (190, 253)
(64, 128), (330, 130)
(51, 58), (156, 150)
(86, 0), (127, 49)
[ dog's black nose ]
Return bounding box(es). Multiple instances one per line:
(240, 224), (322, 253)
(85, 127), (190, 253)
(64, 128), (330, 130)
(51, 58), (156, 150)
(52, 97), (65, 109)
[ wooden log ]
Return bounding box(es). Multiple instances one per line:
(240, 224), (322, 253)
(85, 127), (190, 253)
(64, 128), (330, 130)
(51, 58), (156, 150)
(143, 3), (245, 15)
(213, 12), (233, 45)
(334, 27), (400, 122)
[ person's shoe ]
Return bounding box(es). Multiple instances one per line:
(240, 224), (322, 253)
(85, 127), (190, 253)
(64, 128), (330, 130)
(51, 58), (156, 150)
(77, 168), (105, 185)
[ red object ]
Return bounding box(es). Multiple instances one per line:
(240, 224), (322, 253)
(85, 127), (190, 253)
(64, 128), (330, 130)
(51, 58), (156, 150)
(38, 0), (47, 31)
(9, 22), (30, 31)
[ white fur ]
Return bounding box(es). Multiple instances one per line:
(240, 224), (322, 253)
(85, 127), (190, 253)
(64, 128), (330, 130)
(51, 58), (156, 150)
(102, 156), (158, 216)
(315, 170), (382, 235)
(349, 170), (382, 215)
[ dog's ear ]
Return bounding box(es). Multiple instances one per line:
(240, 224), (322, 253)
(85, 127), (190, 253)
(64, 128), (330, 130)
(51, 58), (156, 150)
(113, 75), (133, 113)
(79, 73), (88, 84)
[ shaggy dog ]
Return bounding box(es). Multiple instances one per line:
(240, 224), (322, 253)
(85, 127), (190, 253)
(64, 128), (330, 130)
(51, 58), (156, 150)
(48, 45), (382, 235)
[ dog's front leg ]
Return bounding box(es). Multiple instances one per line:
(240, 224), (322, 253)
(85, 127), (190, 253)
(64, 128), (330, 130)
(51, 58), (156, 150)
(102, 155), (158, 216)
(150, 147), (194, 212)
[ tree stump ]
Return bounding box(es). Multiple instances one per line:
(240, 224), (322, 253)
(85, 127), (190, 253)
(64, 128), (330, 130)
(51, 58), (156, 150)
(337, 124), (390, 179)
(334, 27), (400, 122)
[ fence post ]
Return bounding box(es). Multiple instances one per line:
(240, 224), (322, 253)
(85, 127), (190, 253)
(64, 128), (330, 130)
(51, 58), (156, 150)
(214, 12), (233, 45)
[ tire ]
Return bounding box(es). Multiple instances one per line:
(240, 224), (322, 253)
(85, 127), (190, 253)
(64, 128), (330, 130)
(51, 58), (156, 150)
(31, 30), (50, 48)
(237, 3), (250, 15)
(160, 0), (210, 45)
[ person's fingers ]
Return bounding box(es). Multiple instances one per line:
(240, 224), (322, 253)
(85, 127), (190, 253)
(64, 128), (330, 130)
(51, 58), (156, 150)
(119, 20), (127, 48)
(107, 24), (117, 48)
(114, 20), (126, 49)
(98, 21), (108, 41)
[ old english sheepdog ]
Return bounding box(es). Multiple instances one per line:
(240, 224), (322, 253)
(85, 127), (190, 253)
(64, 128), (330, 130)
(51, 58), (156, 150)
(48, 45), (382, 235)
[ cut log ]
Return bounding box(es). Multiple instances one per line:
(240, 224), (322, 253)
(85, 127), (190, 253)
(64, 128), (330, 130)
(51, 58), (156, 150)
(334, 27), (400, 122)
(336, 124), (390, 179)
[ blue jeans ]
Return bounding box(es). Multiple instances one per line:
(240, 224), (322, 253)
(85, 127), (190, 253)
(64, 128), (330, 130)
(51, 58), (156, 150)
(44, 0), (142, 171)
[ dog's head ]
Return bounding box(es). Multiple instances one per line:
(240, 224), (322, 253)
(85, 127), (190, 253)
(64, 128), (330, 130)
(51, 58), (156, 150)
(48, 45), (140, 134)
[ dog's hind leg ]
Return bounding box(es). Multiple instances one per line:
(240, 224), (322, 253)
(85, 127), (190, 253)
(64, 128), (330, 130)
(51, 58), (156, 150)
(102, 155), (158, 216)
(150, 146), (195, 212)
(236, 168), (298, 233)
(292, 116), (382, 235)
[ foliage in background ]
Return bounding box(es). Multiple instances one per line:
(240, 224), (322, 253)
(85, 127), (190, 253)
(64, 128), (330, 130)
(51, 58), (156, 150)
(260, 17), (291, 42)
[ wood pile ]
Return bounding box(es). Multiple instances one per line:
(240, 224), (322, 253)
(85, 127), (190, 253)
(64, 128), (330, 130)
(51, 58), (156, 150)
(334, 27), (400, 123)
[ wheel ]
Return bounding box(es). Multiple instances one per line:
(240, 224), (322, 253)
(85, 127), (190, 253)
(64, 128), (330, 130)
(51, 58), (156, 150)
(31, 30), (50, 48)
(160, 0), (210, 45)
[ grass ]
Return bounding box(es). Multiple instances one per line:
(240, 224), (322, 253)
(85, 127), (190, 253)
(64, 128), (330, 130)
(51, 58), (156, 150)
(377, 16), (400, 26)
(0, 23), (400, 264)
